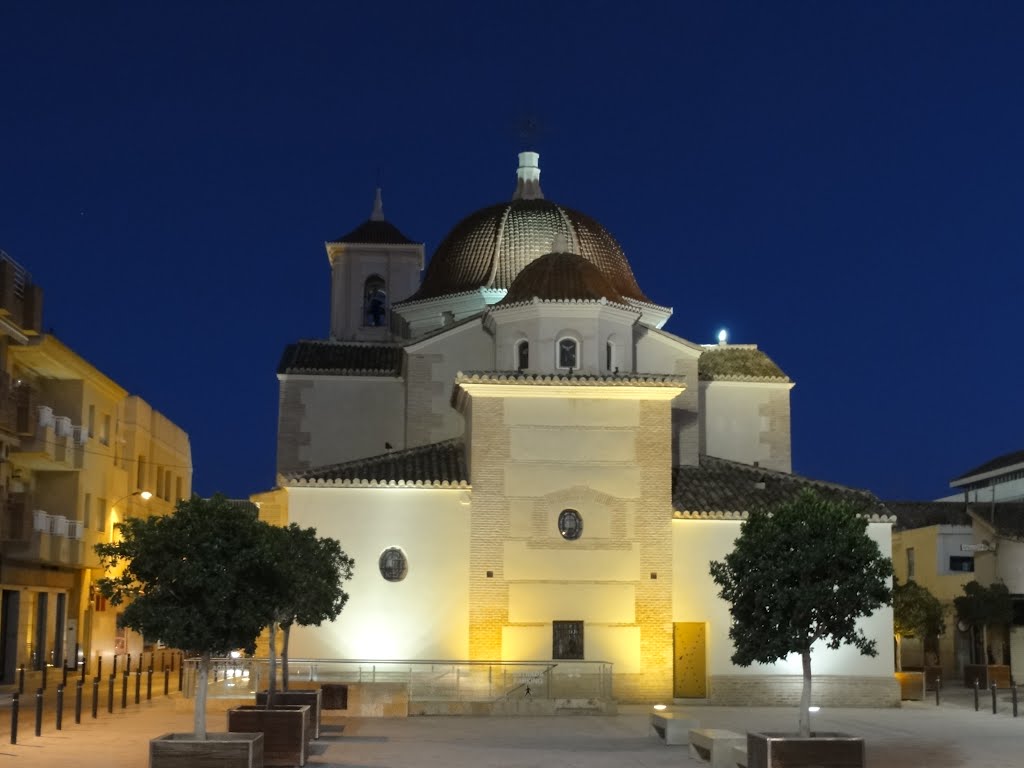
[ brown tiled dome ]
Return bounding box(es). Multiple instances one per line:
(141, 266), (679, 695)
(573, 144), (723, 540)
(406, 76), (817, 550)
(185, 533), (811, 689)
(403, 199), (651, 303)
(499, 252), (626, 305)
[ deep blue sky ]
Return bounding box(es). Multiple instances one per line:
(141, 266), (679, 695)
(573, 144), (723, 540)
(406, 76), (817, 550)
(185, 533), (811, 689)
(1, 2), (1021, 501)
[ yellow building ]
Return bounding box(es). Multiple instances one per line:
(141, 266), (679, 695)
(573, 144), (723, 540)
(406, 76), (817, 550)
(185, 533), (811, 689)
(0, 250), (192, 690)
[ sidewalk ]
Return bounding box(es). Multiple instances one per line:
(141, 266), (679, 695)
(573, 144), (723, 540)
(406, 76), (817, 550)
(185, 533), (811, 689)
(2, 687), (1023, 767)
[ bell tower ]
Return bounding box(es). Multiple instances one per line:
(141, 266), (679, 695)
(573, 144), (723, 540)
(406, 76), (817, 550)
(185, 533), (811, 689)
(325, 189), (424, 341)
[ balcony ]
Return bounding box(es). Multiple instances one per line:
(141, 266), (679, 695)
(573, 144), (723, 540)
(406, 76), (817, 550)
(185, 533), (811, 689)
(9, 405), (85, 470)
(1, 498), (94, 568)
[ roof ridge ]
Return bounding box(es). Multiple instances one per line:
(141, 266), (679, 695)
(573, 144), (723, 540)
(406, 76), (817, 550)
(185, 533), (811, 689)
(283, 438), (464, 482)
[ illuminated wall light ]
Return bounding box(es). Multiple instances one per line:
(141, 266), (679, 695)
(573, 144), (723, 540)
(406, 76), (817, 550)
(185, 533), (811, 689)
(808, 706), (820, 713)
(652, 703), (667, 711)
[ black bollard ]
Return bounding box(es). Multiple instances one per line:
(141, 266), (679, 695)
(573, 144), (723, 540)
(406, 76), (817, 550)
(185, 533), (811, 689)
(147, 667), (153, 701)
(10, 693), (18, 745)
(107, 674), (115, 714)
(992, 682), (998, 714)
(18, 665), (24, 695)
(80, 656), (87, 683)
(75, 679), (83, 724)
(935, 675), (941, 706)
(126, 653), (132, 675)
(121, 671), (128, 709)
(41, 661), (47, 690)
(135, 668), (141, 704)
(112, 654), (117, 678)
(178, 661), (183, 692)
(1014, 685), (1019, 718)
(34, 688), (42, 737)
(97, 654), (102, 680)
(164, 667), (170, 696)
(92, 677), (99, 719)
(56, 684), (64, 730)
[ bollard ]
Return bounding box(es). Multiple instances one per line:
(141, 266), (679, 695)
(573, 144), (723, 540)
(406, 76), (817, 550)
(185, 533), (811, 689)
(1014, 685), (1019, 718)
(75, 679), (83, 724)
(92, 677), (99, 719)
(992, 682), (998, 714)
(56, 684), (64, 730)
(34, 688), (42, 737)
(126, 653), (132, 675)
(147, 667), (153, 701)
(41, 661), (47, 691)
(10, 693), (18, 745)
(18, 665), (24, 695)
(107, 674), (115, 714)
(135, 668), (142, 705)
(178, 662), (183, 692)
(112, 654), (117, 678)
(96, 654), (102, 680)
(121, 671), (129, 709)
(80, 657), (87, 683)
(164, 667), (170, 696)
(935, 675), (941, 706)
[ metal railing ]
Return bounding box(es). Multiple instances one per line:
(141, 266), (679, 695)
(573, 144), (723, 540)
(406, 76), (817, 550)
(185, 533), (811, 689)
(182, 658), (613, 704)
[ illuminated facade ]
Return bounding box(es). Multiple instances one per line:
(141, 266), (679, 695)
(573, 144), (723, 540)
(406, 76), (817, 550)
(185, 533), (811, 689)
(0, 250), (192, 690)
(269, 154), (898, 705)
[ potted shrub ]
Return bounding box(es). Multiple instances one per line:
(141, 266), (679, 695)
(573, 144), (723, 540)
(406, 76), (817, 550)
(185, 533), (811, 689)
(710, 490), (892, 768)
(892, 579), (945, 699)
(95, 496), (271, 768)
(229, 523), (353, 756)
(955, 580), (1013, 688)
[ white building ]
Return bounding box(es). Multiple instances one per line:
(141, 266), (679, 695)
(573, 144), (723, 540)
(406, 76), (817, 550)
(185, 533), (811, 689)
(264, 152), (897, 705)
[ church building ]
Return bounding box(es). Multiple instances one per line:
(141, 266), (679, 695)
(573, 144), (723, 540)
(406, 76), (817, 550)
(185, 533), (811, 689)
(263, 152), (898, 706)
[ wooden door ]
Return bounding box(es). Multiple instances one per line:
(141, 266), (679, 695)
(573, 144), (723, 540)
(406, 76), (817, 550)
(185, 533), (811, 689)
(673, 622), (707, 698)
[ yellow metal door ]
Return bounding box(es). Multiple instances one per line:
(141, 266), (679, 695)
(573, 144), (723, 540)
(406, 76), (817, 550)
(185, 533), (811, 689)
(673, 622), (707, 698)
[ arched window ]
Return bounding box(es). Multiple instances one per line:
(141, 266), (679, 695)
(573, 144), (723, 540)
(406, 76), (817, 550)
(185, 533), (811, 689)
(516, 340), (529, 370)
(606, 340), (614, 372)
(557, 337), (578, 369)
(363, 275), (387, 327)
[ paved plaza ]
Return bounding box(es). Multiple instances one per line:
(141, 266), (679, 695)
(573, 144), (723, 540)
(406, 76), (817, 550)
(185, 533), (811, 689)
(0, 686), (1021, 767)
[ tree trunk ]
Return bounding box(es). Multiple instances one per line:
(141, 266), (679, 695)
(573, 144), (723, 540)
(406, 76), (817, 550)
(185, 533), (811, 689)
(895, 634), (903, 672)
(799, 650), (812, 738)
(195, 652), (209, 739)
(282, 623), (291, 691)
(267, 619), (278, 707)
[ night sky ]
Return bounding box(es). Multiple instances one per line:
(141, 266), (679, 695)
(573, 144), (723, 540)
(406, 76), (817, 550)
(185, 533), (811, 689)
(1, 3), (1021, 501)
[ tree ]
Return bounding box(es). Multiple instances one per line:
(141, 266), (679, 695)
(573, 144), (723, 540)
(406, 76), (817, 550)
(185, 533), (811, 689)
(256, 524), (354, 700)
(95, 496), (270, 739)
(709, 489), (892, 737)
(892, 579), (945, 671)
(954, 580), (1013, 665)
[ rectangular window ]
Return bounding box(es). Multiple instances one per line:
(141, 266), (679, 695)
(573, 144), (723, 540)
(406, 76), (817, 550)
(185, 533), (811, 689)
(83, 493), (92, 529)
(553, 620), (584, 660)
(949, 556), (975, 573)
(88, 405), (95, 438)
(97, 497), (107, 532)
(906, 547), (916, 580)
(137, 455), (146, 490)
(165, 470), (173, 500)
(175, 476), (182, 501)
(101, 414), (110, 446)
(156, 467), (164, 499)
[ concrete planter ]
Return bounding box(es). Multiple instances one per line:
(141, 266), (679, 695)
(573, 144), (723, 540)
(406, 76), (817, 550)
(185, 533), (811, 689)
(150, 731), (263, 768)
(747, 732), (864, 768)
(227, 704), (311, 767)
(255, 689), (322, 739)
(895, 671), (926, 701)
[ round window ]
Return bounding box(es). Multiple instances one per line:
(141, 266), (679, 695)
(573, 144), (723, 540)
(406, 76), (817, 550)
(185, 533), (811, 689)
(558, 509), (583, 540)
(378, 547), (408, 582)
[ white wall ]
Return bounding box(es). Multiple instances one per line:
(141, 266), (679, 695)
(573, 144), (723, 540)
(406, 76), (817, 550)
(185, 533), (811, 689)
(286, 486), (471, 660)
(672, 518), (895, 678)
(699, 380), (792, 472)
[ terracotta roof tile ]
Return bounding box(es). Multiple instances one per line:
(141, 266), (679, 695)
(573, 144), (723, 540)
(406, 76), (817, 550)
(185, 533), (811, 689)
(698, 346), (789, 382)
(283, 439), (468, 487)
(498, 252), (627, 305)
(330, 219), (417, 245)
(673, 455), (888, 517)
(277, 341), (402, 376)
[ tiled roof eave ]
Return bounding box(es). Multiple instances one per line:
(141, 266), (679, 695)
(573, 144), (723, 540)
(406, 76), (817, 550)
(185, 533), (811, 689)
(700, 374), (792, 383)
(674, 509), (895, 523)
(287, 478), (470, 489)
(493, 297), (636, 312)
(456, 371), (686, 387)
(282, 367), (403, 377)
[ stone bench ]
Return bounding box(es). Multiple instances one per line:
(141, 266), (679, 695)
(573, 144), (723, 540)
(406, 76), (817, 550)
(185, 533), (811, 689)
(649, 711), (699, 745)
(733, 742), (748, 768)
(688, 728), (746, 768)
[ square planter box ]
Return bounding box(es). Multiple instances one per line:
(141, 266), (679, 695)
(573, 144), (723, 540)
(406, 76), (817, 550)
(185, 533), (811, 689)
(150, 731), (263, 768)
(227, 705), (311, 767)
(747, 731), (864, 768)
(256, 689), (323, 739)
(895, 671), (926, 701)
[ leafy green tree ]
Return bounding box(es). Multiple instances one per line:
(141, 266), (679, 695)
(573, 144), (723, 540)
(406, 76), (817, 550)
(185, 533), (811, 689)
(709, 489), (892, 737)
(892, 579), (946, 671)
(94, 496), (270, 739)
(256, 524), (354, 700)
(954, 580), (1013, 665)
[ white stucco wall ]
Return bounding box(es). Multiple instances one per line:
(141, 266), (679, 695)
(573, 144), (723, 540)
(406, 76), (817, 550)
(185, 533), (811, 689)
(285, 486), (471, 660)
(995, 538), (1024, 593)
(672, 518), (895, 678)
(699, 380), (792, 472)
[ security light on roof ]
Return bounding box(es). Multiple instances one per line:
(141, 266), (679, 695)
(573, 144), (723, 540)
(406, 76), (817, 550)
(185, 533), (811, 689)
(717, 329), (728, 344)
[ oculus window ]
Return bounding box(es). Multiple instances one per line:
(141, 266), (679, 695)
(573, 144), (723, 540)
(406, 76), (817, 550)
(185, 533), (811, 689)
(378, 547), (408, 582)
(557, 338), (578, 369)
(558, 509), (583, 540)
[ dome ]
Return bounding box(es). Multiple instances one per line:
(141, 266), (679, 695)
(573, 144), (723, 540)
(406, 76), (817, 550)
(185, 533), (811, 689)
(499, 252), (627, 305)
(402, 153), (651, 304)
